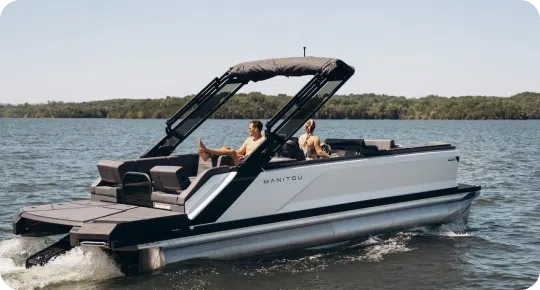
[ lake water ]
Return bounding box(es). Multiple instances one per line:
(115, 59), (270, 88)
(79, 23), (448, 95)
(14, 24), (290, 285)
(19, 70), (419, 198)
(0, 119), (539, 289)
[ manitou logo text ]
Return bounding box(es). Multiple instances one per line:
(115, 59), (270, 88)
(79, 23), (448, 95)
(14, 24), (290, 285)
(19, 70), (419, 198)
(263, 175), (303, 184)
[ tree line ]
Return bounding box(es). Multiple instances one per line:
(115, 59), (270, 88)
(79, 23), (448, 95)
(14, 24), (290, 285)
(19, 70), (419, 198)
(1, 92), (539, 120)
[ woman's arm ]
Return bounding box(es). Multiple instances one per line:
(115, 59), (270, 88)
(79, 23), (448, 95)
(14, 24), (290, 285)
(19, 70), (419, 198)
(313, 136), (331, 158)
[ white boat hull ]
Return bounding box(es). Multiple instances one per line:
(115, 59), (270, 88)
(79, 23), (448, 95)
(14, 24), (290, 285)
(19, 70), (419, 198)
(187, 149), (461, 222)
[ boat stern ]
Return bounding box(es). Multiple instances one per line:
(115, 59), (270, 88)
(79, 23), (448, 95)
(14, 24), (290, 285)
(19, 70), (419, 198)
(13, 200), (190, 249)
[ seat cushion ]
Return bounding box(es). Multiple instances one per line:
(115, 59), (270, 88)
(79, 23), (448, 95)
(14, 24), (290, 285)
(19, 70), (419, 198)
(151, 191), (179, 204)
(150, 166), (191, 191)
(177, 166), (231, 205)
(94, 185), (123, 198)
(168, 154), (199, 177)
(277, 140), (305, 161)
(324, 139), (366, 148)
(212, 155), (235, 167)
(97, 160), (136, 184)
(364, 139), (395, 150)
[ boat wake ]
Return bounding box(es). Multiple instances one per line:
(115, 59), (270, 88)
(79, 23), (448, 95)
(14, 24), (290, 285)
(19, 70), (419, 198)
(0, 237), (123, 290)
(415, 218), (473, 238)
(341, 219), (473, 264)
(231, 232), (418, 277)
(344, 232), (416, 262)
(239, 220), (475, 276)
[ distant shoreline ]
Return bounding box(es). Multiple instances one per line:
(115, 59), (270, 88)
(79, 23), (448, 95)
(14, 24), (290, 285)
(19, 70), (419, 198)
(0, 117), (537, 121)
(1, 92), (539, 120)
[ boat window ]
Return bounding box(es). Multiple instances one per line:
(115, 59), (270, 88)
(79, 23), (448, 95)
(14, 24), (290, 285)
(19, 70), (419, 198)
(174, 83), (242, 137)
(156, 82), (243, 153)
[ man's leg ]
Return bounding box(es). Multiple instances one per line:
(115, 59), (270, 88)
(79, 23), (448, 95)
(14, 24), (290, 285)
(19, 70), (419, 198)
(198, 139), (240, 165)
(197, 139), (212, 161)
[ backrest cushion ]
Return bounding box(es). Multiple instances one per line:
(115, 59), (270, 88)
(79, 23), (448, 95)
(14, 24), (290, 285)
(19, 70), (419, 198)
(168, 154), (199, 176)
(97, 160), (136, 184)
(134, 157), (170, 174)
(150, 166), (191, 192)
(364, 139), (395, 150)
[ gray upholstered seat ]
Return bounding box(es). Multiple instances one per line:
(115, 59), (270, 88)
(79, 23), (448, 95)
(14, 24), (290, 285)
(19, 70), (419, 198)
(211, 155), (235, 167)
(167, 154), (199, 177)
(150, 166), (191, 192)
(133, 157), (169, 175)
(96, 160), (136, 184)
(150, 166), (231, 207)
(96, 154), (200, 186)
(364, 139), (395, 150)
(94, 186), (122, 198)
(151, 191), (179, 204)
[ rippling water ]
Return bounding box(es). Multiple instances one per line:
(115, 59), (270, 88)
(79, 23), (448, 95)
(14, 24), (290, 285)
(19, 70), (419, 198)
(0, 119), (538, 289)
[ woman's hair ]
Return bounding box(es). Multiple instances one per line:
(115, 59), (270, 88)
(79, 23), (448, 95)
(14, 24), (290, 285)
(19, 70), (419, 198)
(303, 119), (316, 146)
(304, 119), (316, 134)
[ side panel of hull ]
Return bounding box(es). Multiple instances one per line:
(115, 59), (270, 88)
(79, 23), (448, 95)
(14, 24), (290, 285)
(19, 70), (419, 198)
(218, 150), (459, 222)
(141, 193), (476, 272)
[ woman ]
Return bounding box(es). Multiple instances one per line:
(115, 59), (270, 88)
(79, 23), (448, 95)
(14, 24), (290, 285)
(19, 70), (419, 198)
(298, 119), (331, 160)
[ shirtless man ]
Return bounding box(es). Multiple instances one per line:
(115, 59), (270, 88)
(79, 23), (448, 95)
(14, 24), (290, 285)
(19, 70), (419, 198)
(197, 120), (266, 166)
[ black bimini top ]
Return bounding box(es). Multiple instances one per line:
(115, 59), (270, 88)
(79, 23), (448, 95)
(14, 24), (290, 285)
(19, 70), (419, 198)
(228, 57), (355, 82)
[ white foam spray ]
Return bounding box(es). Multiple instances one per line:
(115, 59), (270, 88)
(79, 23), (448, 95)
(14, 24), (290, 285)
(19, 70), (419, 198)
(0, 237), (123, 290)
(416, 218), (472, 238)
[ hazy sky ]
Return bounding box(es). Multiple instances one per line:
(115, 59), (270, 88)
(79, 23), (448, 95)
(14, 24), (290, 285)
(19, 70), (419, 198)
(0, 0), (539, 104)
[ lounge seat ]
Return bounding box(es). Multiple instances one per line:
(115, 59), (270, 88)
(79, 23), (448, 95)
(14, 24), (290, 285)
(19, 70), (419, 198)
(151, 191), (180, 204)
(96, 154), (199, 186)
(96, 160), (136, 184)
(426, 141), (450, 146)
(150, 166), (191, 192)
(133, 157), (169, 175)
(323, 138), (382, 157)
(212, 155), (235, 167)
(167, 154), (199, 177)
(93, 154), (200, 202)
(91, 177), (122, 202)
(364, 139), (395, 150)
(198, 155), (235, 174)
(151, 166), (231, 207)
(324, 139), (367, 156)
(94, 185), (122, 198)
(276, 140), (306, 161)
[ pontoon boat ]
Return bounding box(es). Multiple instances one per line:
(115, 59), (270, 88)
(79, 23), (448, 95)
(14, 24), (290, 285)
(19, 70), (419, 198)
(12, 57), (481, 274)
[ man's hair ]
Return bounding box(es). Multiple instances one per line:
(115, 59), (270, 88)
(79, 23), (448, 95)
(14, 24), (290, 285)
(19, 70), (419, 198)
(250, 120), (263, 132)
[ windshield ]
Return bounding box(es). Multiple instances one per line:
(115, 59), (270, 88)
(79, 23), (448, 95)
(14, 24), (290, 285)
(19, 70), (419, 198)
(276, 80), (343, 137)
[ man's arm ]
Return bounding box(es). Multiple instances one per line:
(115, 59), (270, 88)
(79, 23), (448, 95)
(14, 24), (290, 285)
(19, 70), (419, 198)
(236, 139), (248, 156)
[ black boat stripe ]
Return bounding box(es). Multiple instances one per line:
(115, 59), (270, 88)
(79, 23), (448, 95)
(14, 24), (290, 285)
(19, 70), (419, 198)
(187, 184), (481, 236)
(192, 170), (259, 224)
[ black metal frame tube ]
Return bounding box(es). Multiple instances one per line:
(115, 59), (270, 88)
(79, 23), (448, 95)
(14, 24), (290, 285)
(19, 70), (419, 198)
(166, 73), (226, 128)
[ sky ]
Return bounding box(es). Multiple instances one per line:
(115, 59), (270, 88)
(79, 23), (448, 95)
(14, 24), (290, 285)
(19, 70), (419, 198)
(0, 0), (539, 104)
